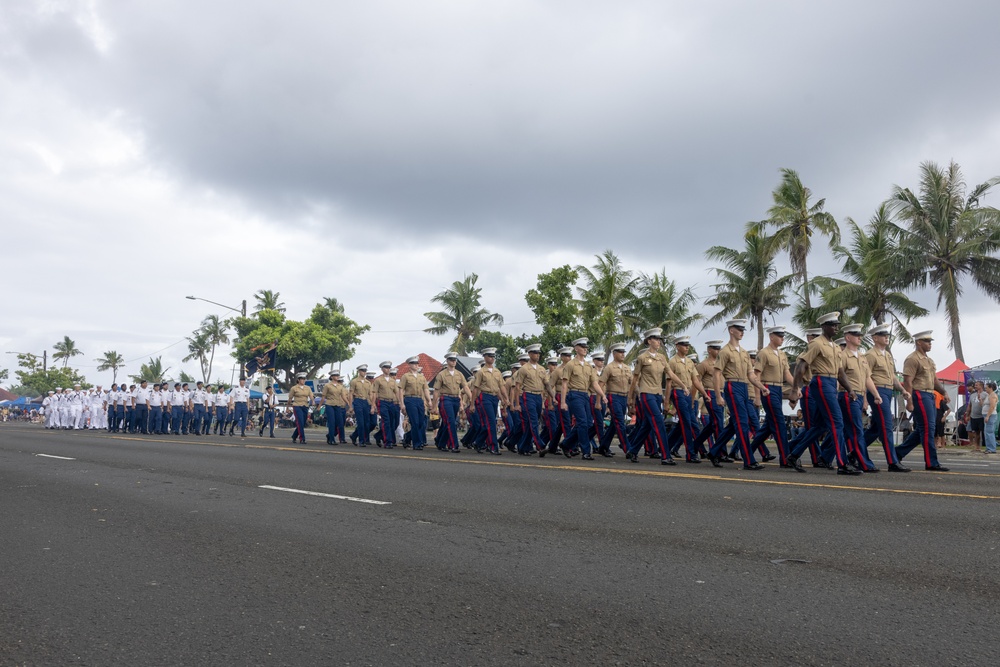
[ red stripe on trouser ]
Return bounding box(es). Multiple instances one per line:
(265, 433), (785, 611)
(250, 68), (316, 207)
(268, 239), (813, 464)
(439, 397), (455, 449)
(877, 397), (894, 462)
(523, 395), (544, 450)
(842, 394), (867, 469)
(915, 390), (932, 468)
(610, 395), (628, 449)
(725, 383), (751, 461)
(378, 400), (388, 441)
(767, 391), (786, 464)
(293, 407), (304, 440)
(673, 390), (690, 445)
(816, 377), (846, 466)
(641, 393), (669, 459)
(477, 396), (496, 449)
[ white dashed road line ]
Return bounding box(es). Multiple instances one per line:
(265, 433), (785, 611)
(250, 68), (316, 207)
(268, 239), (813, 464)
(258, 485), (391, 505)
(35, 453), (76, 460)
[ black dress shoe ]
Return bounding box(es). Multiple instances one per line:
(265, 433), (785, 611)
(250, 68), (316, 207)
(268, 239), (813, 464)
(925, 465), (950, 472)
(813, 460), (833, 469)
(762, 455), (776, 462)
(837, 465), (862, 475)
(626, 452), (638, 463)
(863, 466), (879, 473)
(787, 456), (805, 472)
(598, 449), (614, 458)
(581, 455), (594, 460)
(887, 463), (910, 472)
(721, 456), (735, 463)
(709, 455), (723, 468)
(744, 463), (764, 470)
(661, 459), (677, 466)
(686, 458), (702, 464)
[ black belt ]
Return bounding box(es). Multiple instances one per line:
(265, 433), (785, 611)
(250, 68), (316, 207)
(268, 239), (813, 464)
(765, 383), (784, 389)
(814, 374), (838, 379)
(875, 384), (894, 389)
(608, 391), (628, 397)
(523, 390), (543, 396)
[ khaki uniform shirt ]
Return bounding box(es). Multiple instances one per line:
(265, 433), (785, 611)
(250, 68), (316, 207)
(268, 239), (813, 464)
(288, 384), (314, 407)
(563, 358), (596, 392)
(516, 363), (547, 394)
(374, 375), (399, 402)
(549, 365), (565, 398)
(715, 343), (752, 382)
(633, 349), (667, 395)
(866, 348), (897, 387)
(601, 361), (631, 395)
(798, 336), (842, 377)
(434, 369), (468, 396)
(668, 354), (692, 393)
(697, 359), (717, 391)
(755, 347), (790, 385)
(903, 351), (937, 391)
(400, 371), (427, 398)
(471, 366), (504, 395)
(349, 377), (371, 403)
(322, 382), (349, 407)
(843, 350), (870, 394)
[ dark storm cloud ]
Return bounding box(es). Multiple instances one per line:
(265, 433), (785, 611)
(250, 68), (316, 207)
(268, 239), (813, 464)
(8, 0), (1000, 256)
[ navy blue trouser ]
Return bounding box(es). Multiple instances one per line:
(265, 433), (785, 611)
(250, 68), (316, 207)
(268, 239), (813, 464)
(215, 406), (228, 435)
(518, 392), (545, 453)
(788, 376), (848, 467)
(352, 399), (370, 444)
(170, 406), (184, 434)
(292, 405), (308, 442)
(150, 406), (163, 433)
(192, 404), (206, 434)
(693, 390), (724, 450)
(233, 402), (248, 435)
(589, 394), (606, 442)
(896, 389), (939, 468)
(841, 392), (876, 470)
(711, 382), (755, 465)
(134, 404), (148, 434)
(404, 397), (425, 447)
(599, 393), (631, 452)
(864, 387), (899, 465)
(627, 392), (671, 460)
(379, 400), (400, 446)
(438, 395), (460, 450)
(261, 407), (275, 436)
(475, 393), (500, 453)
(565, 390), (595, 456)
(666, 388), (700, 460)
(750, 385), (789, 465)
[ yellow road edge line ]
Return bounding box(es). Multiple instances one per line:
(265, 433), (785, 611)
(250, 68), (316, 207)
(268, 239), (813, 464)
(20, 429), (1000, 501)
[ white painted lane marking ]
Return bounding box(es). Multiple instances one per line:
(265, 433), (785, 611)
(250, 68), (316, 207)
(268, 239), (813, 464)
(35, 453), (76, 460)
(258, 485), (391, 505)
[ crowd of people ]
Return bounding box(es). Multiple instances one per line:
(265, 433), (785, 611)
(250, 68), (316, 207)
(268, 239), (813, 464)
(31, 313), (976, 475)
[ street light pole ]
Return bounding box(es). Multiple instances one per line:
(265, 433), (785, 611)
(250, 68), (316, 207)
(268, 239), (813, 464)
(6, 350), (46, 371)
(186, 295), (249, 381)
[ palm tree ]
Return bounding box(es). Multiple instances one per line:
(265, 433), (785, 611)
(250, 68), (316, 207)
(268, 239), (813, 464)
(751, 168), (841, 309)
(704, 233), (794, 349)
(52, 336), (83, 368)
(887, 161), (1000, 361)
(822, 205), (928, 340)
(95, 350), (125, 384)
(575, 250), (641, 351)
(129, 357), (170, 383)
(253, 289), (286, 314)
(200, 314), (230, 381)
(424, 273), (504, 355)
(183, 331), (212, 382)
(628, 270), (702, 353)
(323, 297), (346, 313)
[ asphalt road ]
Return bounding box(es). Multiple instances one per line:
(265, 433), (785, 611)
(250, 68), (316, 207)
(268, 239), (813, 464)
(2, 424), (999, 666)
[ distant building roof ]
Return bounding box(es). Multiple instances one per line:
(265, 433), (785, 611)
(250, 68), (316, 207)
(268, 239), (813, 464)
(0, 388), (18, 402)
(392, 353), (443, 385)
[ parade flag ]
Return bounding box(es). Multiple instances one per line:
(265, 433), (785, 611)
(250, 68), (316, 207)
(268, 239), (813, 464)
(244, 342), (277, 377)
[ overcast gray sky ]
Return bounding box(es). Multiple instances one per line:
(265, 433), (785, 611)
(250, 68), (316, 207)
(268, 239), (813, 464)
(2, 0), (999, 387)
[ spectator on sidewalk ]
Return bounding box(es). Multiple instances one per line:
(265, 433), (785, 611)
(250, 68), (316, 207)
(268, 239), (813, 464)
(984, 382), (998, 455)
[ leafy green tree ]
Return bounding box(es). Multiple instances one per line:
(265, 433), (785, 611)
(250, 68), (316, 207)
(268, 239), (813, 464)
(822, 205), (928, 340)
(14, 353), (88, 394)
(183, 331), (212, 382)
(231, 300), (369, 389)
(253, 289), (286, 314)
(52, 336), (83, 368)
(130, 357), (170, 383)
(0, 368), (8, 383)
(888, 161), (1000, 361)
(751, 168), (840, 309)
(323, 297), (346, 313)
(523, 265), (588, 355)
(470, 330), (521, 370)
(178, 370), (197, 383)
(95, 350), (125, 385)
(704, 232), (794, 349)
(424, 274), (504, 355)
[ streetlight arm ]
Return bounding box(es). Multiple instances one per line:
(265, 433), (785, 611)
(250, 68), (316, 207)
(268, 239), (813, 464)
(186, 295), (244, 315)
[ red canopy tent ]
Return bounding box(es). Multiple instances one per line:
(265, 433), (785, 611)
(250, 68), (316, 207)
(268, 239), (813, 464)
(937, 359), (970, 385)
